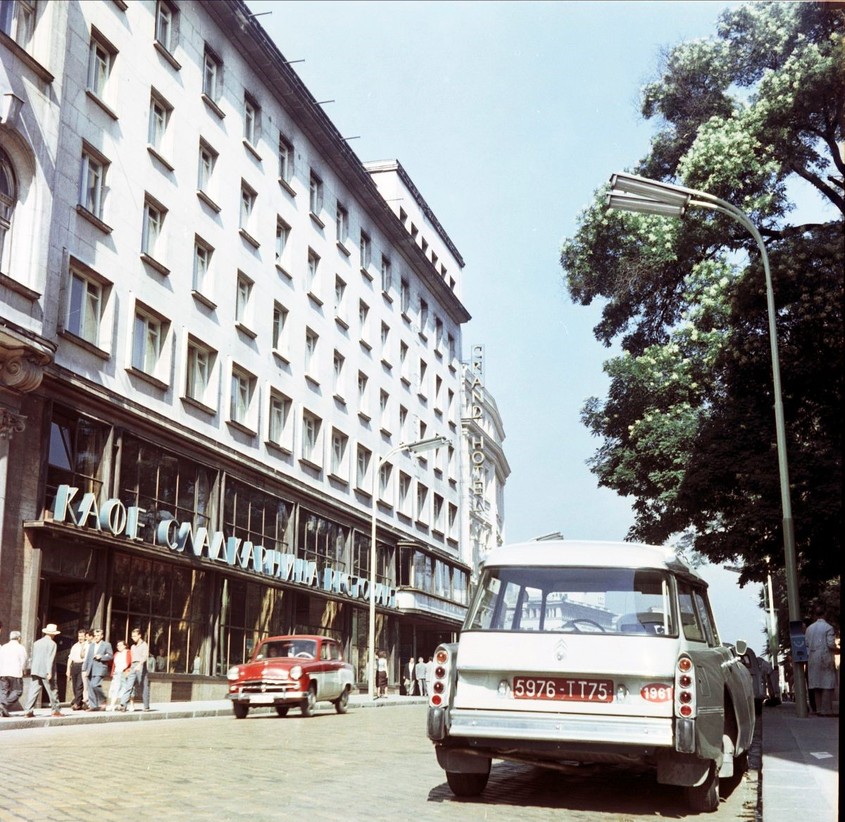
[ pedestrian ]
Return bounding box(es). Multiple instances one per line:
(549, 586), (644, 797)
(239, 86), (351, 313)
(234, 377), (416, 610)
(415, 656), (428, 696)
(66, 628), (88, 710)
(80, 628), (93, 708)
(83, 627), (113, 711)
(107, 640), (130, 710)
(805, 605), (837, 716)
(375, 650), (388, 699)
(425, 656), (434, 695)
(120, 627), (151, 712)
(23, 623), (63, 717)
(0, 630), (28, 716)
(406, 656), (416, 696)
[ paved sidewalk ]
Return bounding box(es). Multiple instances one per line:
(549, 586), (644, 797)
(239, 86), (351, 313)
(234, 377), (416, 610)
(0, 692), (426, 730)
(761, 702), (839, 822)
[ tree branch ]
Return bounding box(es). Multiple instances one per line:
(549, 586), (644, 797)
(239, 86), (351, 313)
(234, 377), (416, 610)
(789, 162), (845, 214)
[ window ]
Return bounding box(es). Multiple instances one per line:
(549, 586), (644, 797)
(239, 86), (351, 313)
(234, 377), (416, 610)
(197, 139), (217, 196)
(278, 134), (294, 184)
(0, 0), (35, 48)
(131, 305), (166, 377)
(332, 351), (345, 399)
(155, 0), (177, 53)
(378, 462), (393, 504)
(379, 389), (390, 432)
(0, 149), (16, 270)
(435, 375), (443, 413)
(243, 95), (259, 146)
(306, 249), (320, 298)
(304, 328), (318, 376)
(87, 30), (116, 101)
(380, 322), (391, 363)
(193, 237), (213, 292)
(360, 231), (371, 271)
(185, 338), (215, 405)
(268, 392), (292, 450)
(416, 483), (429, 524)
(309, 171), (323, 217)
(79, 148), (107, 220)
(301, 409), (322, 465)
(356, 444), (371, 490)
(399, 405), (409, 440)
(275, 218), (290, 268)
(398, 471), (412, 517)
(235, 272), (253, 328)
(448, 333), (456, 363)
(67, 268), (103, 345)
(331, 428), (348, 478)
(202, 47), (222, 101)
(380, 255), (392, 294)
(334, 276), (347, 324)
(336, 202), (348, 245)
(399, 341), (409, 383)
(239, 182), (256, 236)
(357, 371), (369, 417)
(419, 299), (429, 335)
(141, 197), (166, 260)
(148, 91), (172, 155)
(230, 366), (256, 428)
(433, 493), (444, 533)
(418, 358), (428, 397)
(272, 302), (288, 356)
(435, 317), (444, 352)
(400, 278), (410, 314)
(358, 300), (370, 346)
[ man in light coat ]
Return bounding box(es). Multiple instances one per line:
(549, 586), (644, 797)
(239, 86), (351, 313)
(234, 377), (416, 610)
(23, 623), (63, 717)
(805, 605), (837, 716)
(0, 630), (29, 716)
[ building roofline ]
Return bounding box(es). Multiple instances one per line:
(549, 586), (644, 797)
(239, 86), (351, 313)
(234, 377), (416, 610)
(364, 159), (465, 267)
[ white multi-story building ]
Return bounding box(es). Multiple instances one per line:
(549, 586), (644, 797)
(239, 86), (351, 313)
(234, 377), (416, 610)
(0, 0), (472, 700)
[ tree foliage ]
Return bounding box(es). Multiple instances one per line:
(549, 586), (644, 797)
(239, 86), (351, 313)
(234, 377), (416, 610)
(560, 2), (843, 619)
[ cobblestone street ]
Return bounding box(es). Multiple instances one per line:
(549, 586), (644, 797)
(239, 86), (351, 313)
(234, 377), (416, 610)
(0, 703), (756, 822)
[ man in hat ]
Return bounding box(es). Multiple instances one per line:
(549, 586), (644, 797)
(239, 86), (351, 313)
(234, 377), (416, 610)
(0, 630), (28, 716)
(23, 623), (63, 717)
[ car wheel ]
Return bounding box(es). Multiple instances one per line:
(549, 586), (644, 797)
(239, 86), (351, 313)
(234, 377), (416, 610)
(335, 688), (349, 714)
(301, 687), (316, 717)
(232, 703), (249, 720)
(686, 761), (719, 813)
(275, 705), (289, 718)
(445, 766), (490, 798)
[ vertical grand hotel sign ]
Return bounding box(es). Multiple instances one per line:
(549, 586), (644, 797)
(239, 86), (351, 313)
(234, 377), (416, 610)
(469, 344), (485, 510)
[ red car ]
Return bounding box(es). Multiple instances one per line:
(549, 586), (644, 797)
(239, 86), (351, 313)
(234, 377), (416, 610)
(226, 635), (355, 719)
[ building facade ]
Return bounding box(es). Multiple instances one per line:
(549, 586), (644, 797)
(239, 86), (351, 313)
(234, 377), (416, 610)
(0, 0), (473, 701)
(462, 345), (509, 580)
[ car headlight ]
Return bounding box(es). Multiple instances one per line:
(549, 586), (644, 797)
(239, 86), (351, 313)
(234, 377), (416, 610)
(226, 666), (241, 681)
(289, 665), (302, 680)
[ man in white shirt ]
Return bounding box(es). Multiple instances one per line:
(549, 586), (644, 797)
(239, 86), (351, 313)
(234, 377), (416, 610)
(120, 627), (151, 712)
(0, 631), (28, 716)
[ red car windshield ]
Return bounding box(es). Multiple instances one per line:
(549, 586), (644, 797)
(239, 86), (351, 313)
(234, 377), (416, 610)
(255, 639), (317, 660)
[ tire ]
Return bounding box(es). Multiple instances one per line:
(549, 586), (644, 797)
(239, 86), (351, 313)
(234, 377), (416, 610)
(335, 688), (349, 714)
(232, 702), (249, 720)
(446, 767), (490, 798)
(686, 761), (719, 813)
(301, 687), (316, 717)
(275, 705), (289, 718)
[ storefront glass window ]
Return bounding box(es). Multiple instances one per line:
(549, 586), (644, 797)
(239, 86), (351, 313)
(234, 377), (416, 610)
(298, 509), (348, 574)
(223, 478), (292, 552)
(398, 546), (469, 606)
(46, 406), (110, 501)
(352, 532), (395, 587)
(109, 553), (209, 674)
(218, 576), (285, 672)
(119, 434), (216, 543)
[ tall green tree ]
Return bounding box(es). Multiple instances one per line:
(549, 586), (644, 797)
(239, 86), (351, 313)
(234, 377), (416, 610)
(560, 2), (843, 620)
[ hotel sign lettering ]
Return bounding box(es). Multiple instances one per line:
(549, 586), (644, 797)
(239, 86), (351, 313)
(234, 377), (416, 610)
(51, 484), (396, 607)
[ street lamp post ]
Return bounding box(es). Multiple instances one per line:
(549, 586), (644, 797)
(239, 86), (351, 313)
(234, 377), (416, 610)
(607, 172), (808, 718)
(368, 434), (451, 699)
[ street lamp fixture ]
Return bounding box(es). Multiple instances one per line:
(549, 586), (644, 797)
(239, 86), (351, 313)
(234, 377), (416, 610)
(368, 434), (451, 698)
(607, 172), (807, 718)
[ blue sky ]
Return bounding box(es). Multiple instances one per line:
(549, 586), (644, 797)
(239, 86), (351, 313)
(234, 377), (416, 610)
(246, 0), (775, 649)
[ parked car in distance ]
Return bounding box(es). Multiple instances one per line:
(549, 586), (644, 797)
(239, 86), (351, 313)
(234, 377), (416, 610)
(226, 634), (354, 719)
(427, 540), (756, 814)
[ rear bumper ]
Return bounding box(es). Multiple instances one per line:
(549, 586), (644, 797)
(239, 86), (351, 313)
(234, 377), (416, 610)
(447, 708), (674, 747)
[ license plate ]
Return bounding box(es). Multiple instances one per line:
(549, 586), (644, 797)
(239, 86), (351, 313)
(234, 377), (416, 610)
(248, 693), (277, 705)
(513, 676), (613, 702)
